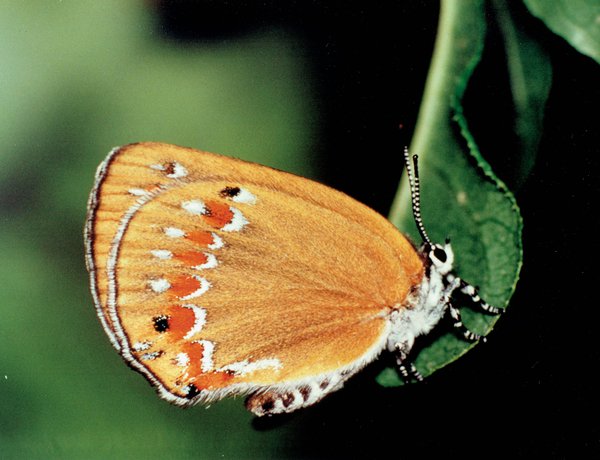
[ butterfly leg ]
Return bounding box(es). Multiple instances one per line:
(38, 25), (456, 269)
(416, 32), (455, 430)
(447, 301), (485, 342)
(440, 275), (484, 341)
(246, 373), (348, 416)
(448, 275), (503, 315)
(394, 341), (423, 383)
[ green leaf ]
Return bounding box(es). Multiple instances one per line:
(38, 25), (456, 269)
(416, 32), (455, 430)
(524, 0), (600, 64)
(493, 0), (552, 188)
(379, 0), (523, 387)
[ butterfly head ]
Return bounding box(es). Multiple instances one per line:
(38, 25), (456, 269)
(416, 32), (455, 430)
(403, 148), (455, 276)
(425, 240), (454, 275)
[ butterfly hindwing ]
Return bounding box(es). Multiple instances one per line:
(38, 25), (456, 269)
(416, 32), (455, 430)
(85, 142), (424, 405)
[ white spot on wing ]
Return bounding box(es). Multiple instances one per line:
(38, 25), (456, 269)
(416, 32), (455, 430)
(128, 188), (149, 196)
(208, 233), (224, 249)
(151, 249), (173, 260)
(132, 341), (152, 352)
(149, 278), (171, 293)
(221, 207), (248, 232)
(182, 199), (206, 215)
(167, 162), (188, 179)
(179, 276), (211, 300)
(150, 162), (188, 179)
(141, 351), (162, 361)
(194, 253), (218, 270)
(232, 188), (257, 205)
(181, 304), (207, 339)
(164, 227), (185, 238)
(175, 353), (190, 367)
(194, 340), (214, 372)
(218, 358), (282, 376)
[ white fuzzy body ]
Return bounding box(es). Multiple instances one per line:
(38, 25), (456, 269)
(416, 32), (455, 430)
(387, 257), (454, 356)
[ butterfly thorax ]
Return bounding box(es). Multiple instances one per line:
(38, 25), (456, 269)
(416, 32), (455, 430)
(386, 242), (456, 355)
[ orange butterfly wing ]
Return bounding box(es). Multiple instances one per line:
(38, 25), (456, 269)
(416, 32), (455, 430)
(85, 142), (424, 405)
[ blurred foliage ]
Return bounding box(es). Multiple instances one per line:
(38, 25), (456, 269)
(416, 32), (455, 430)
(524, 0), (600, 63)
(0, 1), (314, 458)
(0, 0), (596, 458)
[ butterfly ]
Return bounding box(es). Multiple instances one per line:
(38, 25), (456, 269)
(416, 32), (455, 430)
(84, 142), (501, 416)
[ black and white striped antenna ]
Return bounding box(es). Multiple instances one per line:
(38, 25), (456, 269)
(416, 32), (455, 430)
(403, 146), (432, 246)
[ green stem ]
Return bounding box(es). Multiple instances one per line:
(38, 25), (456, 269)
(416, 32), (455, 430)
(389, 0), (486, 228)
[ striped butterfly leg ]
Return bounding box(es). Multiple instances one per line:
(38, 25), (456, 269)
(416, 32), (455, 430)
(394, 341), (423, 383)
(447, 301), (486, 343)
(444, 274), (502, 342)
(246, 373), (350, 416)
(447, 274), (503, 315)
(438, 274), (485, 343)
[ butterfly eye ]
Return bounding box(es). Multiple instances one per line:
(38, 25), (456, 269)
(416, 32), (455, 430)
(433, 247), (447, 263)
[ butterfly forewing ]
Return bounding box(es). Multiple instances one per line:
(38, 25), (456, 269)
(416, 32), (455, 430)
(86, 142), (424, 404)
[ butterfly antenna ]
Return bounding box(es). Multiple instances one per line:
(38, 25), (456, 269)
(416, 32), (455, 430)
(403, 147), (432, 246)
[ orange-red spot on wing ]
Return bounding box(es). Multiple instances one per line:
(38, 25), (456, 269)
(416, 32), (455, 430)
(194, 371), (234, 389)
(181, 342), (234, 390)
(166, 305), (196, 339)
(175, 251), (208, 267)
(186, 231), (215, 247)
(183, 342), (205, 378)
(169, 275), (201, 298)
(203, 200), (233, 229)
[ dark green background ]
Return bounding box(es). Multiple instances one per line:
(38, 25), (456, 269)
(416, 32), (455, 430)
(1, 1), (598, 458)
